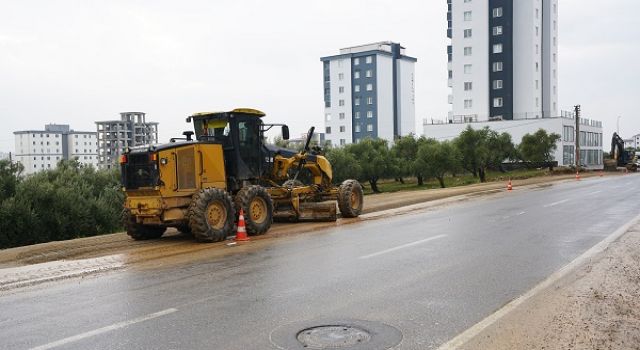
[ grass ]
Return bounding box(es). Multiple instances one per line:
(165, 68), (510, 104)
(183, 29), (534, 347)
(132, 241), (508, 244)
(361, 168), (552, 195)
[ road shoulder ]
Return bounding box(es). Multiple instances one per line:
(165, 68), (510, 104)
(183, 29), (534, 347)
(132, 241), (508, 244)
(445, 220), (640, 350)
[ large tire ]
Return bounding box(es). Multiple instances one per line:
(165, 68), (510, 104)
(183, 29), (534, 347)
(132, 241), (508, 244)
(122, 209), (166, 240)
(188, 188), (235, 242)
(337, 179), (364, 218)
(234, 185), (274, 236)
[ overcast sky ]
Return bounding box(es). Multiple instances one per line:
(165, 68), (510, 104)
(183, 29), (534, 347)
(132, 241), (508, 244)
(1, 0), (638, 153)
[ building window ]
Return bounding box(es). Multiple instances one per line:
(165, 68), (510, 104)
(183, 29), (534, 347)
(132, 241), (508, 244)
(354, 98), (360, 106)
(535, 62), (539, 72)
(464, 64), (472, 74)
(492, 7), (503, 18)
(367, 97), (373, 105)
(356, 125), (362, 133)
(493, 97), (504, 107)
(340, 139), (346, 146)
(339, 112), (345, 120)
(492, 62), (503, 72)
(535, 26), (539, 36)
(354, 58), (360, 65)
(366, 83), (373, 91)
(464, 47), (472, 56)
(365, 70), (372, 78)
(493, 80), (503, 90)
(355, 111), (361, 119)
(367, 124), (373, 132)
(325, 113), (331, 121)
(367, 111), (373, 118)
(464, 29), (472, 38)
(339, 99), (345, 106)
(464, 82), (473, 91)
(493, 44), (503, 54)
(339, 126), (346, 133)
(339, 86), (344, 93)
(493, 26), (503, 36)
(464, 11), (472, 21)
(326, 127), (331, 134)
(338, 73), (344, 80)
(354, 71), (360, 79)
(535, 80), (539, 89)
(366, 56), (373, 64)
(464, 99), (473, 109)
(354, 85), (360, 92)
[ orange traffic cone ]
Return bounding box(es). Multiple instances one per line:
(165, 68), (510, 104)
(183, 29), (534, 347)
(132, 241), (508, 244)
(507, 179), (513, 191)
(235, 209), (250, 242)
(576, 171), (581, 181)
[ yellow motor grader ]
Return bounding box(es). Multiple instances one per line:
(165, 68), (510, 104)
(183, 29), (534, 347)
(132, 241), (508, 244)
(120, 108), (363, 242)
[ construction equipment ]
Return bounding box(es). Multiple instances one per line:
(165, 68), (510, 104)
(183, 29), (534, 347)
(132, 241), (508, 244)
(606, 132), (638, 171)
(120, 108), (363, 242)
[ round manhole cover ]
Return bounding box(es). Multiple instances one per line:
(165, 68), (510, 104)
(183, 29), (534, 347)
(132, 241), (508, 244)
(270, 319), (402, 350)
(297, 325), (371, 348)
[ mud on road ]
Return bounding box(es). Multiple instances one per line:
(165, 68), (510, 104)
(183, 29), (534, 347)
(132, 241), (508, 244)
(0, 173), (603, 289)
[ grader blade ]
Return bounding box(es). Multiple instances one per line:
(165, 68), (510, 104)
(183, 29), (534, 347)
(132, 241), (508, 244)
(298, 201), (337, 222)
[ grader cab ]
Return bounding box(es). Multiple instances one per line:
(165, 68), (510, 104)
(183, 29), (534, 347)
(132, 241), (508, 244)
(120, 108), (363, 242)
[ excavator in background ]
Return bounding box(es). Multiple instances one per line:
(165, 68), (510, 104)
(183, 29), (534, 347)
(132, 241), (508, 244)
(606, 132), (638, 171)
(120, 108), (363, 242)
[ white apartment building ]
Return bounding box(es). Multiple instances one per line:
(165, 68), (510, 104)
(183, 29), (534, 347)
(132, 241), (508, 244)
(623, 134), (640, 150)
(13, 124), (99, 175)
(320, 41), (416, 146)
(447, 0), (558, 121)
(424, 111), (604, 169)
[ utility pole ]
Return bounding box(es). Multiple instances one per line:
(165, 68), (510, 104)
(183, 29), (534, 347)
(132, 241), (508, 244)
(575, 105), (581, 169)
(617, 116), (621, 134)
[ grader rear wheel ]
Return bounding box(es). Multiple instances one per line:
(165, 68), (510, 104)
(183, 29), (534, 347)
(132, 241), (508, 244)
(337, 179), (364, 218)
(122, 209), (166, 240)
(188, 188), (235, 242)
(235, 185), (274, 236)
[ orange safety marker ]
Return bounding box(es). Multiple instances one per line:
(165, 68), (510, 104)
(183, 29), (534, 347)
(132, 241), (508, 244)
(235, 209), (250, 242)
(507, 179), (513, 191)
(576, 171), (581, 181)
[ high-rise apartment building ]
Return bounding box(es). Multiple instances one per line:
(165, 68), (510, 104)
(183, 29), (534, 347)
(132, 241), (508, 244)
(96, 112), (159, 169)
(321, 41), (416, 146)
(447, 0), (558, 122)
(13, 124), (99, 175)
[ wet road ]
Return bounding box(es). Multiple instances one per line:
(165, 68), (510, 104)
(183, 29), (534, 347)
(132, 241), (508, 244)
(2, 175), (640, 350)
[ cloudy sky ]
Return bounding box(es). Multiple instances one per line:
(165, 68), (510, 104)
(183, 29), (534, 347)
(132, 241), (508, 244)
(1, 0), (638, 153)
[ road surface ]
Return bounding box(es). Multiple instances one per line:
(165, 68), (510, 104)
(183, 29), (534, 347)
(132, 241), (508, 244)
(1, 175), (639, 350)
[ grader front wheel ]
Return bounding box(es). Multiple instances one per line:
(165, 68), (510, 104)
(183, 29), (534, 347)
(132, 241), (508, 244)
(188, 188), (235, 242)
(235, 185), (274, 236)
(337, 179), (364, 218)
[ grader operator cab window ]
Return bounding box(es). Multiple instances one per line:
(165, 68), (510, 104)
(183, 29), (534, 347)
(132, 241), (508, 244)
(196, 119), (230, 143)
(238, 120), (262, 175)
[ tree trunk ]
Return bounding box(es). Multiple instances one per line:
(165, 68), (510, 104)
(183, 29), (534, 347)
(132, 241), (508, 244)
(369, 179), (381, 193)
(479, 168), (486, 183)
(437, 176), (446, 188)
(417, 175), (424, 186)
(398, 177), (405, 184)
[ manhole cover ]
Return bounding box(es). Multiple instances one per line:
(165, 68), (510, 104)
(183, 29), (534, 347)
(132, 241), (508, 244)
(297, 325), (371, 348)
(270, 319), (402, 350)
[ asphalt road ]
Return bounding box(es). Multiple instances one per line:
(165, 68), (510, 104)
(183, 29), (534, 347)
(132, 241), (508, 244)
(2, 175), (640, 350)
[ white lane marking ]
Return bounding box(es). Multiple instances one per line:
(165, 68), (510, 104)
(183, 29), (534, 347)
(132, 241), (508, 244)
(517, 211), (526, 216)
(437, 212), (640, 350)
(29, 308), (178, 350)
(543, 199), (570, 208)
(587, 190), (602, 195)
(359, 235), (447, 260)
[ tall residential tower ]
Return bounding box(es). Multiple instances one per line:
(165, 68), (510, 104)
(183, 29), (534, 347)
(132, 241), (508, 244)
(321, 42), (416, 146)
(447, 0), (558, 121)
(96, 112), (159, 169)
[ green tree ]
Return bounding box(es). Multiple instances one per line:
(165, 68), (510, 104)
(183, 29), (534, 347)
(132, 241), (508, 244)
(0, 160), (23, 202)
(392, 135), (433, 186)
(346, 138), (397, 193)
(454, 126), (488, 181)
(486, 130), (516, 171)
(519, 129), (561, 170)
(325, 147), (362, 184)
(415, 140), (459, 188)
